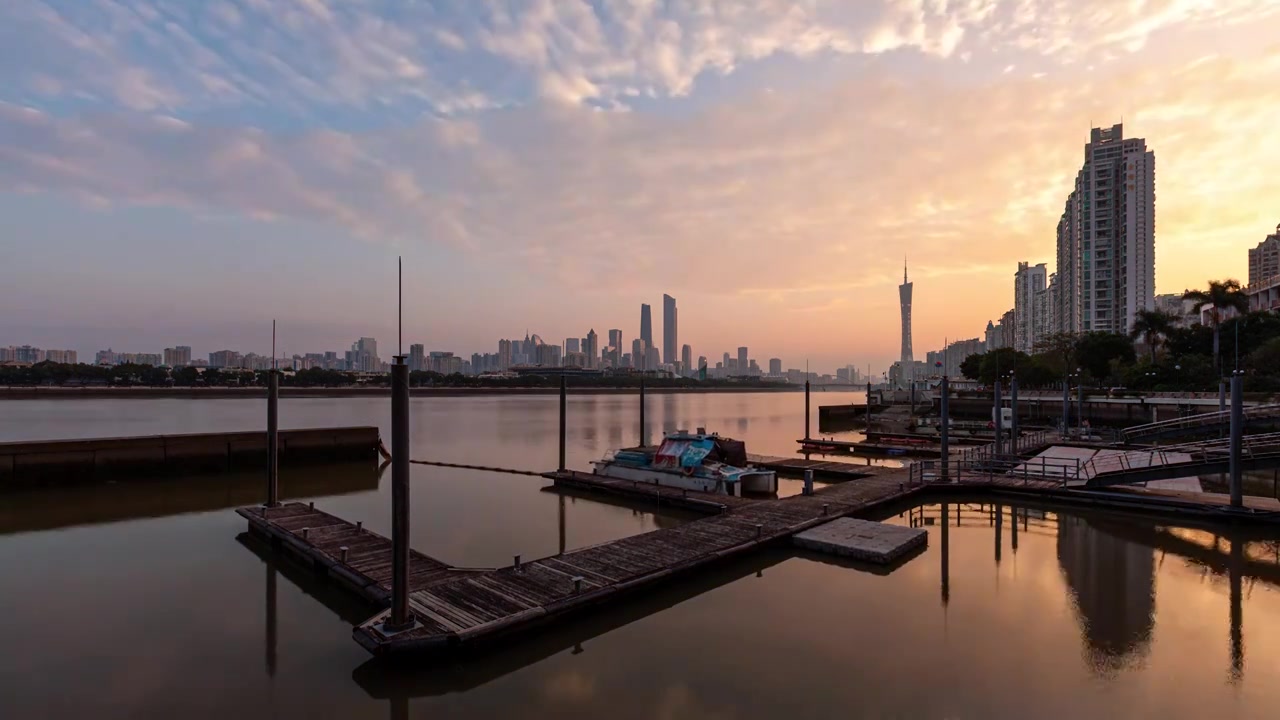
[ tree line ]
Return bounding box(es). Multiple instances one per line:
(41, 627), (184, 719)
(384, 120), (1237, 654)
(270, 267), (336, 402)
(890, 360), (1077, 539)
(958, 279), (1280, 391)
(0, 363), (770, 390)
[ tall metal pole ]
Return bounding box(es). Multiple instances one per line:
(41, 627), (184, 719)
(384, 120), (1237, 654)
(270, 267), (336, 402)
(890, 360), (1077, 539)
(1220, 378), (1227, 414)
(866, 381), (873, 428)
(266, 368), (279, 507)
(1062, 378), (1069, 438)
(1010, 375), (1019, 452)
(993, 380), (1003, 456)
(804, 380), (811, 441)
(558, 375), (567, 472)
(1230, 373), (1243, 509)
(1077, 382), (1085, 438)
(940, 376), (950, 482)
(386, 356), (412, 631)
(638, 378), (646, 447)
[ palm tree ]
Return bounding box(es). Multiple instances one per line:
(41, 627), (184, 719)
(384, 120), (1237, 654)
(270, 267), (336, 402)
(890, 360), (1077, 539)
(1129, 309), (1175, 364)
(1183, 279), (1248, 372)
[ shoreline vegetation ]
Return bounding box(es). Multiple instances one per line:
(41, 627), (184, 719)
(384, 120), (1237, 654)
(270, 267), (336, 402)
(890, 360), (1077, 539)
(0, 384), (803, 400)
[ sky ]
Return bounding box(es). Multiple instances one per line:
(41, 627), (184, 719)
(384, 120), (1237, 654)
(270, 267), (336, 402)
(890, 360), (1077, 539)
(2, 0), (1279, 373)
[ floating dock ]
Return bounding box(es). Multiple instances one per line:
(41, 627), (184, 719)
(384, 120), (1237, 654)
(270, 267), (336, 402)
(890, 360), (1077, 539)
(793, 518), (927, 564)
(747, 455), (889, 481)
(1, 427), (382, 487)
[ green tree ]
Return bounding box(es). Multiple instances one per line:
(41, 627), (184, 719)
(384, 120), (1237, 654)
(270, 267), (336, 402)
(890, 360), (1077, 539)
(1183, 279), (1248, 373)
(1031, 333), (1077, 378)
(959, 353), (984, 381)
(1128, 309), (1176, 365)
(1074, 332), (1135, 383)
(978, 348), (1032, 385)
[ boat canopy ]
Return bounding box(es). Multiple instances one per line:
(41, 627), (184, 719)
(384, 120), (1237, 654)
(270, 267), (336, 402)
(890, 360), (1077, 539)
(652, 433), (749, 470)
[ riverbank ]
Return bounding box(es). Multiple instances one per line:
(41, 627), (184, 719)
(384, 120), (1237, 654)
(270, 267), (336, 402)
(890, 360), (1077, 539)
(0, 385), (801, 400)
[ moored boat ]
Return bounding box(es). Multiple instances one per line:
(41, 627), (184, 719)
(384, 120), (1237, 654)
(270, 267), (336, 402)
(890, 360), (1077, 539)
(592, 430), (778, 496)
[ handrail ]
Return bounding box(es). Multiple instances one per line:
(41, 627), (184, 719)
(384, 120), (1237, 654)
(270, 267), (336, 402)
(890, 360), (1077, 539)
(1122, 403), (1280, 441)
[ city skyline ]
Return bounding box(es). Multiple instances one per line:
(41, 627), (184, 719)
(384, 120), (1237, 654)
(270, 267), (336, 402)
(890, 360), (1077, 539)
(3, 3), (1279, 370)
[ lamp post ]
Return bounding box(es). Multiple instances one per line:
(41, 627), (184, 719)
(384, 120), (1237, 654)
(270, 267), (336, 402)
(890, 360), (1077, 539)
(1067, 369), (1082, 439)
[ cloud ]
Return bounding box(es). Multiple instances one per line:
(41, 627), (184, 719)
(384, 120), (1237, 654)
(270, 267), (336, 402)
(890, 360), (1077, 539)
(9, 0), (1275, 120)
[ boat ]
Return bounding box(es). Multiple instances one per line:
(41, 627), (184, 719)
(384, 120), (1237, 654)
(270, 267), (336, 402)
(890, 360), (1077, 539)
(592, 429), (778, 496)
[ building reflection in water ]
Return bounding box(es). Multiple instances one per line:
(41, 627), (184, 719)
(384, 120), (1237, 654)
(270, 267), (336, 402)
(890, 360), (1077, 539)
(1056, 515), (1156, 676)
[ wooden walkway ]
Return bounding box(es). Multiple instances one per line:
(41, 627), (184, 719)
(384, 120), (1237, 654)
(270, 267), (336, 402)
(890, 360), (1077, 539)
(748, 454), (889, 481)
(237, 503), (479, 605)
(351, 469), (926, 656)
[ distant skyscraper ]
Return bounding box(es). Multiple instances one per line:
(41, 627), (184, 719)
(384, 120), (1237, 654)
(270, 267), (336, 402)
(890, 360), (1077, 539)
(662, 294), (677, 365)
(585, 329), (599, 369)
(608, 329), (622, 351)
(498, 339), (512, 370)
(640, 304), (653, 349)
(681, 344), (692, 375)
(899, 262), (913, 364)
(632, 338), (647, 371)
(769, 358), (782, 375)
(737, 347), (748, 376)
(646, 346), (661, 371)
(1249, 224), (1280, 287)
(1014, 262), (1048, 352)
(1055, 123), (1155, 334)
(409, 344), (426, 371)
(565, 338), (580, 354)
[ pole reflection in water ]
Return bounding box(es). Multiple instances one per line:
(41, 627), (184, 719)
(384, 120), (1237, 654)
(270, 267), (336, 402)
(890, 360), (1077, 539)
(266, 564), (277, 678)
(1011, 507), (1019, 554)
(940, 501), (950, 606)
(994, 503), (1003, 565)
(1230, 537), (1244, 684)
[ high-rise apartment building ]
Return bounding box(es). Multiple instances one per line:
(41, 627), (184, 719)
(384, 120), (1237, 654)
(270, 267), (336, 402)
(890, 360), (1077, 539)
(662, 294), (677, 365)
(1014, 262), (1048, 352)
(498, 339), (513, 369)
(608, 329), (622, 351)
(645, 346), (661, 371)
(44, 349), (76, 364)
(163, 346), (192, 367)
(899, 263), (913, 363)
(409, 344), (426, 371)
(1055, 124), (1155, 335)
(208, 350), (241, 368)
(640, 304), (653, 350)
(681, 344), (692, 375)
(632, 339), (647, 371)
(768, 358), (782, 375)
(1248, 224), (1280, 287)
(737, 347), (748, 376)
(347, 337), (380, 372)
(564, 338), (580, 354)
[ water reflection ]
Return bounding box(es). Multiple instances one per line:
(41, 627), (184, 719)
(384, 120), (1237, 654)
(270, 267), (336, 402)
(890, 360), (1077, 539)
(0, 460), (380, 536)
(1056, 515), (1156, 676)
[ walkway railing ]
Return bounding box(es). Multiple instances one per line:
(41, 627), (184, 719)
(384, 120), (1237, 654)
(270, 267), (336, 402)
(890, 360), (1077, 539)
(1122, 403), (1280, 442)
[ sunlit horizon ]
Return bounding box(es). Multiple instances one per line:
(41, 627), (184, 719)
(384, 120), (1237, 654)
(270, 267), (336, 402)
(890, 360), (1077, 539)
(3, 1), (1279, 372)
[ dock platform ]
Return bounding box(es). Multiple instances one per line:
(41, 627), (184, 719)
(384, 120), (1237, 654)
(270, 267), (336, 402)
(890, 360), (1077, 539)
(546, 469), (757, 512)
(747, 454), (889, 481)
(237, 503), (477, 605)
(349, 470), (925, 656)
(793, 518), (927, 564)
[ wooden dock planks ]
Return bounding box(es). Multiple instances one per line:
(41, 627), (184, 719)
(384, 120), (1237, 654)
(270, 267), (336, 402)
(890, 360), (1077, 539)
(747, 455), (888, 481)
(237, 503), (470, 604)
(352, 469), (926, 655)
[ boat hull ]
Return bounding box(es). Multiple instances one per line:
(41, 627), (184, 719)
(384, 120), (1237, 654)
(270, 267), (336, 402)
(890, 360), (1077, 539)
(592, 462), (736, 495)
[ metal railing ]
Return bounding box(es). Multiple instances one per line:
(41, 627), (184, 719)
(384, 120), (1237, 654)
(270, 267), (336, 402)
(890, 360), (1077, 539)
(909, 451), (1083, 488)
(1080, 431), (1280, 480)
(1122, 403), (1280, 442)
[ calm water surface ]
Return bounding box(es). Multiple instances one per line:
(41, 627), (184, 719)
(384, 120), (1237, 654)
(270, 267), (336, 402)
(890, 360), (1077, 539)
(2, 392), (1279, 719)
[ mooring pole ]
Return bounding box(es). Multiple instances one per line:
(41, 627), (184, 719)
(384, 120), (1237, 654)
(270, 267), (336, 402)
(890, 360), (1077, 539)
(993, 380), (1004, 456)
(639, 378), (646, 447)
(804, 380), (811, 441)
(940, 376), (950, 482)
(866, 381), (873, 428)
(387, 355), (412, 631)
(558, 374), (567, 472)
(1077, 382), (1085, 438)
(1062, 378), (1069, 438)
(1230, 373), (1243, 509)
(266, 368), (279, 507)
(1010, 375), (1019, 453)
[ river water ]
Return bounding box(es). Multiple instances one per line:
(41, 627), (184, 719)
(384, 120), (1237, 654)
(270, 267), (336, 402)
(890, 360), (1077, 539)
(2, 391), (1279, 719)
